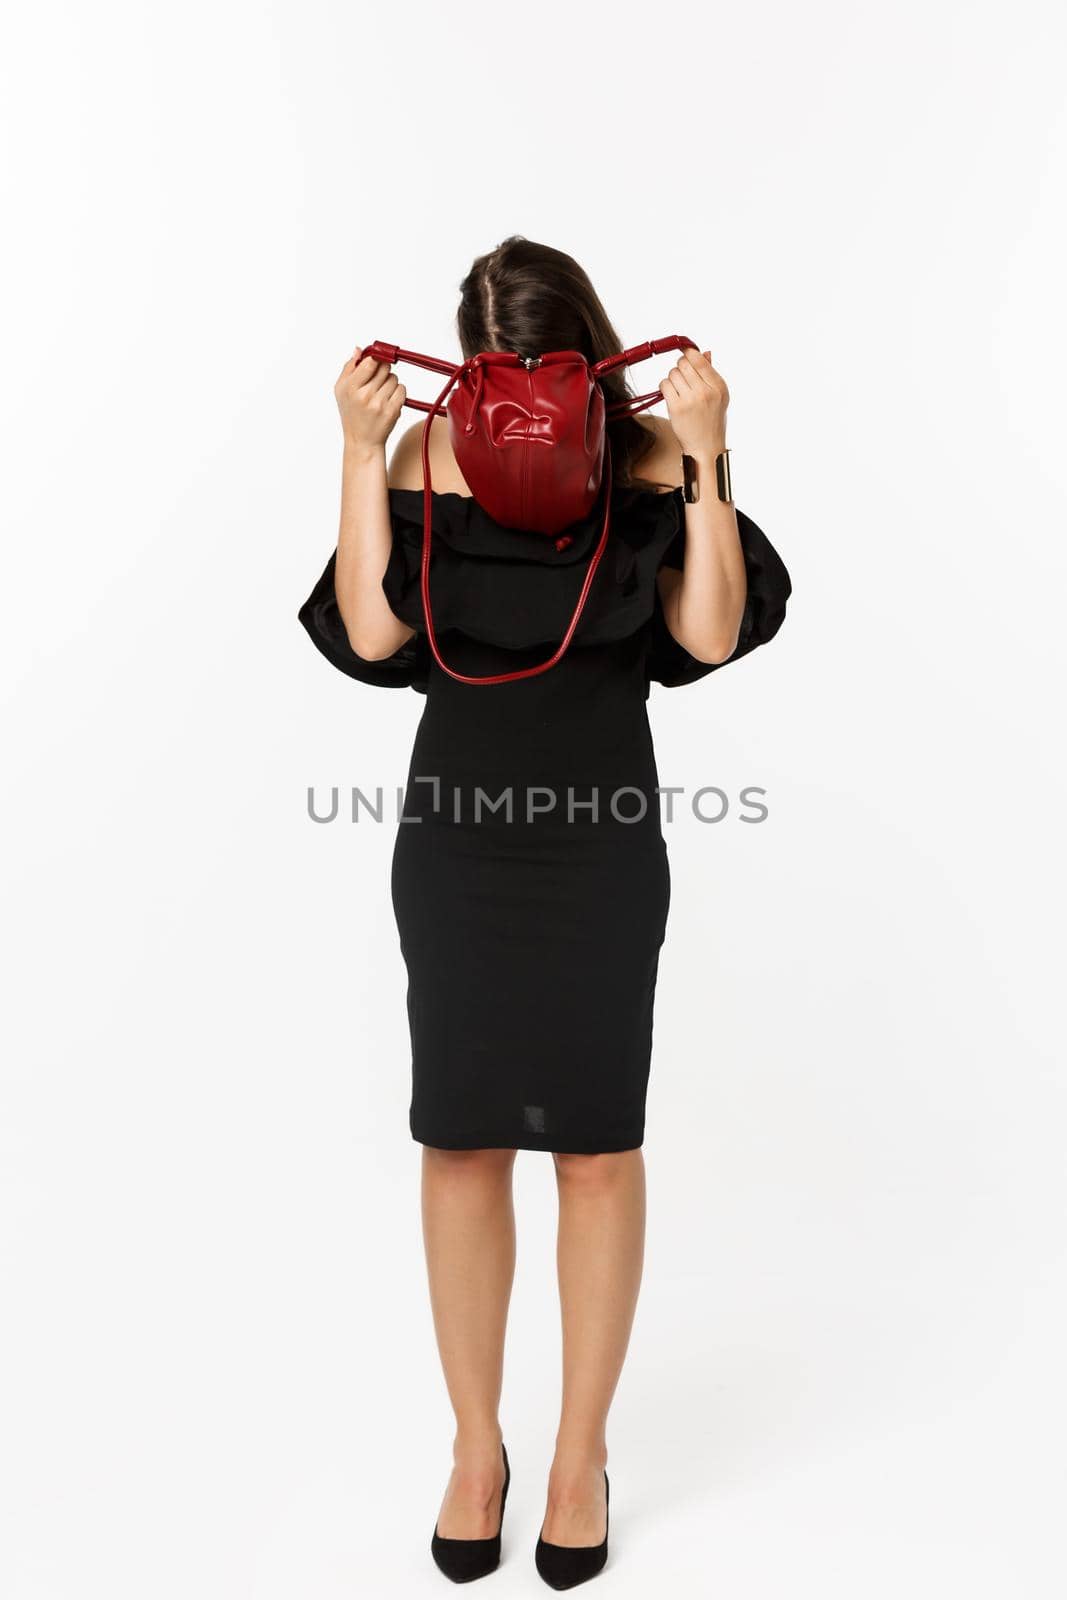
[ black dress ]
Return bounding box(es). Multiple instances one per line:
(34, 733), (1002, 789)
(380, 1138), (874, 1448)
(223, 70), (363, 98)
(299, 482), (789, 1153)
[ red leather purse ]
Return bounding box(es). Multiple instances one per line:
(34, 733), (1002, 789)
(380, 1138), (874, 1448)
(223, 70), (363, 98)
(359, 335), (697, 685)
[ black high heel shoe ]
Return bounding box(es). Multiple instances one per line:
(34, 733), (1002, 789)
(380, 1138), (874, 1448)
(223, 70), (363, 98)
(431, 1441), (510, 1583)
(535, 1470), (609, 1590)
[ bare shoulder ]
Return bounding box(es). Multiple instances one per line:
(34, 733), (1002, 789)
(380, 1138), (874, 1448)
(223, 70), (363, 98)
(387, 418), (473, 495)
(626, 414), (683, 491)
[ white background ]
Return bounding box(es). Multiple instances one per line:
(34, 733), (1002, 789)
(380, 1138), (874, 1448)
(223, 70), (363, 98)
(2, 1), (1065, 1595)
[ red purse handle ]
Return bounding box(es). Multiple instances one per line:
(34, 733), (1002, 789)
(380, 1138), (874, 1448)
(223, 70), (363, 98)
(358, 336), (696, 685)
(591, 334), (700, 417)
(360, 334), (697, 418)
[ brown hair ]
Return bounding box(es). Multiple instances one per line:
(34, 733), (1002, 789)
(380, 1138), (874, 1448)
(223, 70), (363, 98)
(456, 235), (658, 490)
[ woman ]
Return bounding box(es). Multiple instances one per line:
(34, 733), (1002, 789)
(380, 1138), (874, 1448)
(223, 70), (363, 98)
(299, 236), (789, 1588)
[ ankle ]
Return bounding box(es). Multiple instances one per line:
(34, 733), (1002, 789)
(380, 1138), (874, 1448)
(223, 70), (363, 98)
(451, 1423), (504, 1463)
(550, 1435), (608, 1479)
(556, 1433), (604, 1465)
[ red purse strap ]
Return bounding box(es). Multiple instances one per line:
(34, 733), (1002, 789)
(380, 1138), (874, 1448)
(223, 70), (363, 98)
(359, 341), (461, 413)
(597, 334), (698, 419)
(357, 334), (694, 685)
(412, 357), (614, 685)
(359, 333), (698, 418)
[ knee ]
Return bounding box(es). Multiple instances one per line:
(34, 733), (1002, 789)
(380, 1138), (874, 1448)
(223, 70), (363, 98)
(552, 1149), (636, 1191)
(423, 1146), (517, 1183)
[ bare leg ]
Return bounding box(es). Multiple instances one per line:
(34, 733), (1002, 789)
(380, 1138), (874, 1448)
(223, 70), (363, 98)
(421, 1145), (517, 1537)
(542, 1148), (646, 1545)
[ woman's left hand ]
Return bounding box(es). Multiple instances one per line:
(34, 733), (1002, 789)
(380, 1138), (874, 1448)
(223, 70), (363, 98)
(659, 347), (730, 460)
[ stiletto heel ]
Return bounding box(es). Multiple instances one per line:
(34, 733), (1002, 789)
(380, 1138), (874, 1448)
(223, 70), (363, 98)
(431, 1441), (510, 1583)
(535, 1469), (609, 1590)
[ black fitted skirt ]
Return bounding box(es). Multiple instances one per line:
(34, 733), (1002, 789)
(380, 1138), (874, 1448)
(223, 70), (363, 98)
(390, 629), (671, 1154)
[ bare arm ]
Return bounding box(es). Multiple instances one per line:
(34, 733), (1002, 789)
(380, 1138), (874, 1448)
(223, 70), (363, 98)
(652, 349), (748, 665)
(332, 345), (416, 661)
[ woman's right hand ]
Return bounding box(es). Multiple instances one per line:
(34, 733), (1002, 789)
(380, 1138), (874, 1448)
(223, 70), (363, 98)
(334, 345), (407, 454)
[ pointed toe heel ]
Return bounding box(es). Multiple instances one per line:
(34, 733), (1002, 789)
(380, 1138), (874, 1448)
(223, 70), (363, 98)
(534, 1470), (609, 1590)
(431, 1442), (510, 1584)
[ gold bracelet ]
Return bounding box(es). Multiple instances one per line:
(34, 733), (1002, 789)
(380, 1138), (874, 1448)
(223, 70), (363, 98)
(715, 448), (733, 504)
(681, 450), (733, 504)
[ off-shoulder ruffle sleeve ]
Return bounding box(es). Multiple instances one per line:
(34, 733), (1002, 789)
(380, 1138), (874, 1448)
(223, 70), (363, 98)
(297, 548), (429, 690)
(649, 501), (792, 688)
(297, 485), (790, 692)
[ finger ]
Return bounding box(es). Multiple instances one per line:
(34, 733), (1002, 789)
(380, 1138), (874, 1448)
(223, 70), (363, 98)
(337, 345), (363, 382)
(679, 349), (716, 390)
(672, 357), (704, 393)
(362, 358), (396, 393)
(351, 348), (389, 385)
(701, 350), (725, 382)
